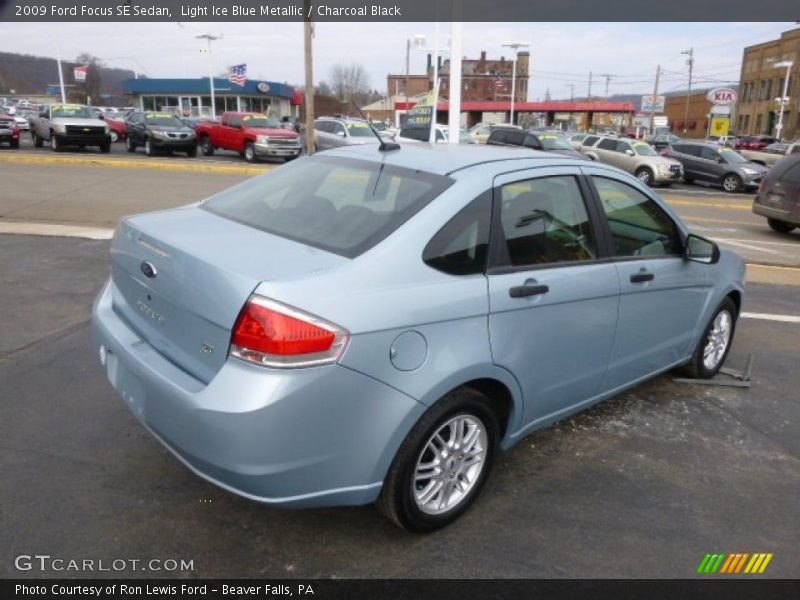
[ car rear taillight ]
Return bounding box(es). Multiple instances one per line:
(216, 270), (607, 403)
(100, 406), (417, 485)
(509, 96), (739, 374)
(758, 179), (767, 194)
(230, 295), (349, 368)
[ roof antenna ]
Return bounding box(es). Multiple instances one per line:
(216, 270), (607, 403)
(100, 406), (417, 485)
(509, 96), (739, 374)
(351, 100), (400, 151)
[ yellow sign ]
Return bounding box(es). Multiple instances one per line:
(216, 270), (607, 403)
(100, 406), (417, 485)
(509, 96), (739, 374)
(710, 116), (730, 137)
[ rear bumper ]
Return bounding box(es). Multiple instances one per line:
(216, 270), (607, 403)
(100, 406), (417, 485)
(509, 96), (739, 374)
(254, 142), (301, 158)
(753, 202), (800, 226)
(91, 280), (423, 507)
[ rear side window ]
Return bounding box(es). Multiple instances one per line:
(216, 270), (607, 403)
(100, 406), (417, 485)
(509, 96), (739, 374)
(488, 130), (507, 144)
(497, 176), (597, 267)
(506, 131), (525, 146)
(423, 193), (491, 275)
(592, 177), (682, 258)
(676, 144), (701, 157)
(597, 138), (618, 151)
(203, 156), (453, 258)
(582, 135), (599, 147)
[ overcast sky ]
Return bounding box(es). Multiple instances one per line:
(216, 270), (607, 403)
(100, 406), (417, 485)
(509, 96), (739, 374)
(1, 22), (794, 99)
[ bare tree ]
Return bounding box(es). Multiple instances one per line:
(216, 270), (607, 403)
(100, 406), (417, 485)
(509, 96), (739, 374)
(328, 62), (371, 105)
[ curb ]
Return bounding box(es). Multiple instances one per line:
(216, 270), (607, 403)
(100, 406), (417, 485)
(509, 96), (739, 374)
(0, 153), (273, 176)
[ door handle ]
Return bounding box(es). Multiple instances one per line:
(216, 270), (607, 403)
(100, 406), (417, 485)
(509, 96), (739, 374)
(509, 283), (550, 298)
(630, 271), (655, 283)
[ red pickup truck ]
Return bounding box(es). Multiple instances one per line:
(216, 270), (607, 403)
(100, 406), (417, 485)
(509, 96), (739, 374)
(195, 112), (301, 162)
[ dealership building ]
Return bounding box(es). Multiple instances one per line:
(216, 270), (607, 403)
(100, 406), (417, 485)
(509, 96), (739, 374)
(121, 78), (303, 117)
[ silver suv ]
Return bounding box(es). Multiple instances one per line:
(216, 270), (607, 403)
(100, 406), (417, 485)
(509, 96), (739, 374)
(663, 141), (768, 193)
(311, 117), (380, 151)
(582, 135), (683, 186)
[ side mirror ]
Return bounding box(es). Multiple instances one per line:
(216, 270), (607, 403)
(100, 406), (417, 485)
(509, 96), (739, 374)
(685, 233), (720, 264)
(625, 149), (635, 156)
(717, 156), (726, 163)
(336, 130), (345, 137)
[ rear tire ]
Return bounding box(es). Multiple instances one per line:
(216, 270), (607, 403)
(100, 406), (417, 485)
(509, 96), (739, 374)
(109, 130), (119, 143)
(200, 135), (214, 156)
(32, 132), (43, 148)
(377, 387), (499, 532)
(126, 137), (136, 153)
(50, 134), (61, 152)
(767, 218), (796, 234)
(678, 297), (737, 379)
(683, 174), (694, 184)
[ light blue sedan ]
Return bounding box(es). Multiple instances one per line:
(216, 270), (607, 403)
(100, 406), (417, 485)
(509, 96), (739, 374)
(92, 144), (745, 532)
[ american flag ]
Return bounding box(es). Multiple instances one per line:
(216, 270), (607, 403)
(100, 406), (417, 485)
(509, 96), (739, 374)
(228, 64), (247, 86)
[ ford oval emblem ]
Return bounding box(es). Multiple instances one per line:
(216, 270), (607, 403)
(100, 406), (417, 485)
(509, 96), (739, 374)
(140, 261), (157, 279)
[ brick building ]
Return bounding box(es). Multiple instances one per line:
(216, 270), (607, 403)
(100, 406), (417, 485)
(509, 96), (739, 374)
(664, 91), (715, 138)
(387, 50), (529, 104)
(736, 28), (799, 140)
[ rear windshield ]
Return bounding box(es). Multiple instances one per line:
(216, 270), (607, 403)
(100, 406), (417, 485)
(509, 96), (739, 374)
(346, 122), (375, 137)
(202, 155), (453, 258)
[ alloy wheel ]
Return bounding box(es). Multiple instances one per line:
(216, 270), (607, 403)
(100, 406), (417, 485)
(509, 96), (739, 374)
(702, 309), (732, 371)
(412, 414), (488, 516)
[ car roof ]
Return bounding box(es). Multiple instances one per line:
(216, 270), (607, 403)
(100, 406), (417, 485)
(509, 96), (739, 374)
(319, 142), (582, 176)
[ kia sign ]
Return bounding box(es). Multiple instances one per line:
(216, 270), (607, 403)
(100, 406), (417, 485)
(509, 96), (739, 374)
(706, 88), (737, 105)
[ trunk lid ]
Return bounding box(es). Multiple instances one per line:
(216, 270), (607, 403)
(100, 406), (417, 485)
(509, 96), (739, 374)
(110, 205), (347, 383)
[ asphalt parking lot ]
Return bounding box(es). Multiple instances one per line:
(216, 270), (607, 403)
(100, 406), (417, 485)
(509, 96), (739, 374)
(1, 153), (799, 579)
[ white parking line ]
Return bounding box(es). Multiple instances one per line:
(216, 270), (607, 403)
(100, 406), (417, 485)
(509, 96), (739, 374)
(741, 312), (800, 324)
(0, 222), (114, 239)
(716, 239), (781, 255)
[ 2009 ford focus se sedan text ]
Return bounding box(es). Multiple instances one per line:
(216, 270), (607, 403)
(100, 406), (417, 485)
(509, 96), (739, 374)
(92, 144), (745, 532)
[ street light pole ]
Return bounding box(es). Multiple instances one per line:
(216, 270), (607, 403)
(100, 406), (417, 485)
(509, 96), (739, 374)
(502, 42), (529, 126)
(195, 33), (222, 117)
(773, 61), (793, 141)
(681, 47), (694, 134)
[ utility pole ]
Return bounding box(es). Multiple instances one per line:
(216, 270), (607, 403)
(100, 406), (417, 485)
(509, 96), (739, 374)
(568, 83), (574, 102)
(650, 64), (660, 135)
(600, 73), (613, 99)
(587, 71), (593, 100)
(681, 47), (694, 134)
(303, 0), (315, 155)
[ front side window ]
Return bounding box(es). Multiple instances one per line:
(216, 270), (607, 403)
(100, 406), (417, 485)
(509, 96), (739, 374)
(582, 135), (599, 147)
(203, 156), (453, 258)
(700, 146), (721, 161)
(632, 141), (658, 156)
(497, 176), (597, 267)
(593, 177), (682, 258)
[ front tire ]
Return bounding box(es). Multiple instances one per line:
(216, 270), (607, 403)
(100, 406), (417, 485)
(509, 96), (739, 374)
(722, 173), (742, 193)
(186, 145), (197, 158)
(144, 137), (154, 157)
(126, 137), (136, 153)
(244, 142), (257, 162)
(635, 167), (654, 186)
(50, 134), (62, 152)
(679, 297), (737, 379)
(32, 132), (43, 148)
(377, 388), (498, 532)
(767, 218), (795, 234)
(109, 130), (119, 143)
(100, 142), (111, 154)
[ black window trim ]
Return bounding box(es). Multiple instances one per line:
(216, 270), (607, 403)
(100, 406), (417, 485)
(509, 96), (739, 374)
(422, 189), (493, 277)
